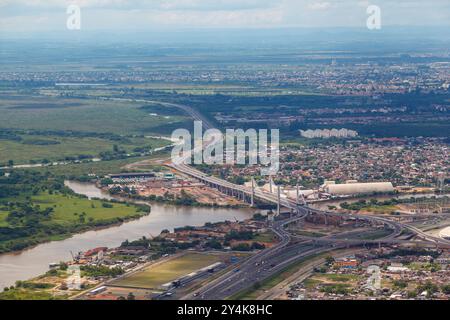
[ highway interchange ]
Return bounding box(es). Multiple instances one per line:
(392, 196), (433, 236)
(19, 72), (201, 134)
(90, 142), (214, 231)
(115, 98), (449, 300)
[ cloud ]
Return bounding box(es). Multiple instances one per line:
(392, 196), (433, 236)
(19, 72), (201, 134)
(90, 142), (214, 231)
(0, 0), (449, 31)
(0, 0), (278, 10)
(308, 2), (332, 11)
(146, 8), (283, 27)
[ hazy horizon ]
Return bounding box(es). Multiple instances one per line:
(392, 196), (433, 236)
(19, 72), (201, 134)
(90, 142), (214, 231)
(1, 0), (449, 33)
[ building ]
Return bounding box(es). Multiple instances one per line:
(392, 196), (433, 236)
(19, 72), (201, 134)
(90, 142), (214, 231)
(109, 172), (156, 182)
(387, 263), (409, 272)
(322, 181), (394, 195)
(333, 257), (359, 269)
(300, 128), (358, 139)
(84, 247), (108, 257)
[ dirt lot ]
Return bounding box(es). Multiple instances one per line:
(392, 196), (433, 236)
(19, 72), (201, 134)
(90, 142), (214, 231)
(139, 185), (243, 206)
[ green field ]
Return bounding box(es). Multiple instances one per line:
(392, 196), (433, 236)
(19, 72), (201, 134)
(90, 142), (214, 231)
(0, 93), (178, 171)
(253, 232), (275, 243)
(31, 193), (144, 226)
(0, 211), (8, 227)
(0, 190), (149, 253)
(293, 230), (326, 238)
(0, 288), (58, 300)
(28, 151), (170, 177)
(363, 205), (398, 214)
(111, 253), (221, 289)
(317, 273), (360, 282)
(0, 95), (188, 135)
(0, 134), (169, 165)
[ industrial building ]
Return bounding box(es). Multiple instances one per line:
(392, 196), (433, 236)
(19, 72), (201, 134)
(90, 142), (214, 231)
(322, 181), (394, 195)
(109, 172), (155, 180)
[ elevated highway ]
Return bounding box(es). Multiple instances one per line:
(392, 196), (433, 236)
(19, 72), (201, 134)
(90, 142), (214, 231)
(124, 99), (449, 299)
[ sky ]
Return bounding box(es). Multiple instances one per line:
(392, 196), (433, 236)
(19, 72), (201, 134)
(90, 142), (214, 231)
(0, 0), (449, 32)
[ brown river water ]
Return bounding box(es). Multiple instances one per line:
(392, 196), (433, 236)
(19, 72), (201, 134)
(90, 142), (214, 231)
(0, 181), (254, 289)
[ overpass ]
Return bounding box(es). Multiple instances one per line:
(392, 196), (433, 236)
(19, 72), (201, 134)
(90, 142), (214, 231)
(127, 99), (450, 299)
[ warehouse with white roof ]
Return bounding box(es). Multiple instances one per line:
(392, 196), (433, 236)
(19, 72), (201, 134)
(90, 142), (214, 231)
(322, 181), (394, 195)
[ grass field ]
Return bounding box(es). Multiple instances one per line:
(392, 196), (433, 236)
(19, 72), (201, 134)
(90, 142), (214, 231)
(293, 230), (326, 238)
(0, 191), (148, 253)
(1, 192), (145, 227)
(0, 95), (188, 135)
(253, 232), (275, 243)
(316, 273), (360, 282)
(302, 273), (360, 289)
(0, 134), (169, 165)
(28, 150), (170, 177)
(111, 253), (221, 289)
(31, 193), (144, 226)
(0, 211), (8, 227)
(302, 273), (361, 292)
(363, 205), (398, 214)
(0, 288), (58, 300)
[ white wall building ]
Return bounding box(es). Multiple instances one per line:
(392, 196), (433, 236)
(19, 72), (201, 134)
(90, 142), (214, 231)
(323, 182), (394, 195)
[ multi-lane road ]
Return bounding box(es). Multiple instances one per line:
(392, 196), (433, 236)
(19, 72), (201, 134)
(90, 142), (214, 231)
(115, 98), (449, 300)
(181, 215), (332, 300)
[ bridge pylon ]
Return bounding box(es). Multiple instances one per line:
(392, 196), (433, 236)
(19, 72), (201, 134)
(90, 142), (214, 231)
(251, 178), (256, 207)
(277, 185), (281, 216)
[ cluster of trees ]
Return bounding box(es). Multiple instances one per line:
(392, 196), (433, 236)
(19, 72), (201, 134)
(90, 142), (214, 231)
(22, 139), (60, 146)
(0, 171), (65, 199)
(121, 188), (231, 208)
(120, 236), (200, 258)
(378, 249), (440, 259)
(406, 281), (450, 298)
(340, 198), (402, 211)
(80, 265), (124, 278)
(320, 283), (351, 295)
(5, 203), (54, 227)
(0, 171), (147, 254)
(225, 230), (254, 241)
(99, 144), (128, 161)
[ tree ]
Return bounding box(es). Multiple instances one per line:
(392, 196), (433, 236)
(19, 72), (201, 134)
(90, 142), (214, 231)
(59, 262), (68, 271)
(231, 243), (251, 251)
(325, 255), (335, 266)
(441, 284), (450, 295)
(7, 160), (14, 167)
(205, 240), (222, 250)
(252, 213), (266, 221)
(250, 242), (265, 250)
(100, 178), (113, 186)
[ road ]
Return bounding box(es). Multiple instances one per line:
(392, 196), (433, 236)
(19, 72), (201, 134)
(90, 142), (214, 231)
(118, 98), (448, 299)
(99, 97), (213, 130)
(256, 248), (366, 300)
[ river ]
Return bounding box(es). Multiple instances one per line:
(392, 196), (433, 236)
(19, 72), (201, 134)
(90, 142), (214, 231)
(0, 181), (254, 289)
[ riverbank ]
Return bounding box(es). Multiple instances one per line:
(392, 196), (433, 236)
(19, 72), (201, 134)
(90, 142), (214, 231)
(0, 191), (150, 255)
(0, 211), (268, 300)
(0, 180), (254, 290)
